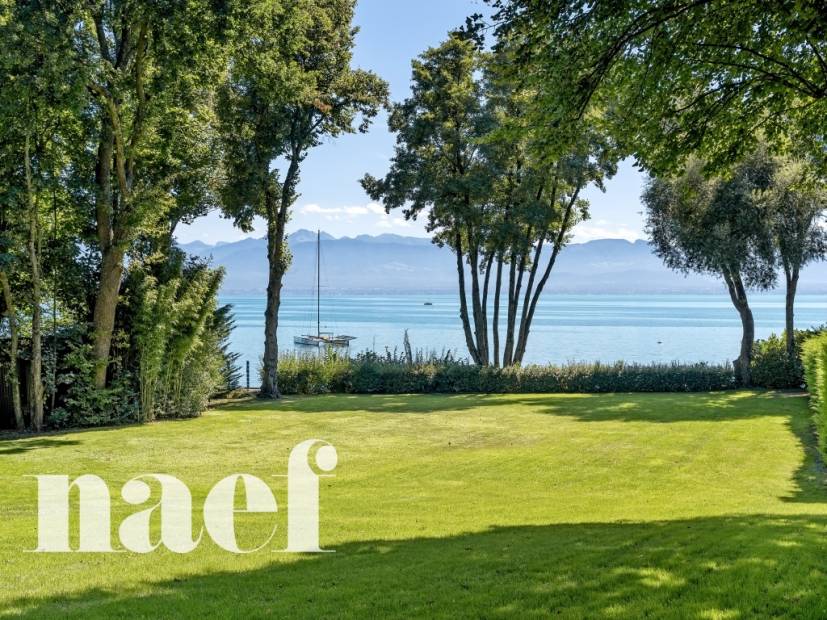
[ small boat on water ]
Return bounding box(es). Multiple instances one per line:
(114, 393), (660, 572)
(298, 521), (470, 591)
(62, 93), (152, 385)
(423, 302), (433, 306)
(294, 332), (356, 347)
(294, 230), (356, 348)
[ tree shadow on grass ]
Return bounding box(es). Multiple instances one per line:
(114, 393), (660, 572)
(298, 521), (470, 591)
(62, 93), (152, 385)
(261, 391), (827, 506)
(9, 514), (827, 618)
(252, 390), (803, 424)
(0, 437), (81, 455)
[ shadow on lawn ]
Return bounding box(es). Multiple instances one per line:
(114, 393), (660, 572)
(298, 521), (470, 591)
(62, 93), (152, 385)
(266, 391), (827, 506)
(265, 390), (803, 424)
(10, 514), (827, 618)
(0, 437), (81, 455)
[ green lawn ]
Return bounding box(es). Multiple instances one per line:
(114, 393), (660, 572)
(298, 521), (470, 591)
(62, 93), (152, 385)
(2, 391), (827, 618)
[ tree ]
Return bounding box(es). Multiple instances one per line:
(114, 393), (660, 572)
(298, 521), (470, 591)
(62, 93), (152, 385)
(0, 0), (86, 429)
(762, 160), (827, 355)
(219, 0), (387, 398)
(0, 213), (23, 430)
(363, 25), (612, 366)
(492, 0), (827, 173)
(644, 151), (777, 385)
(74, 0), (224, 388)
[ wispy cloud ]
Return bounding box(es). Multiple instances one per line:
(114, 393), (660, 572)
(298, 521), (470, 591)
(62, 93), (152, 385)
(573, 219), (644, 243)
(299, 202), (386, 217)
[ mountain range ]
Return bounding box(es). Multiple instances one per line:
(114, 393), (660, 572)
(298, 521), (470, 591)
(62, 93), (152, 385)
(178, 229), (827, 294)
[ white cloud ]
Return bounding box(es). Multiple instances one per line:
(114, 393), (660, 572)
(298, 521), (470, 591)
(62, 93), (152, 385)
(299, 202), (386, 217)
(572, 222), (644, 243)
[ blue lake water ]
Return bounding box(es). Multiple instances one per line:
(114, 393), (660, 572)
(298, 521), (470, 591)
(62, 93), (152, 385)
(221, 293), (827, 377)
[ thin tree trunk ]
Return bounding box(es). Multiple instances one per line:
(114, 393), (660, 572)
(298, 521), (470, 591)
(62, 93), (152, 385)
(0, 272), (24, 430)
(724, 271), (754, 386)
(261, 158), (296, 399)
(24, 134), (43, 430)
(454, 231), (481, 365)
(513, 186), (576, 364)
(481, 252), (494, 365)
(514, 235), (546, 362)
(784, 264), (799, 357)
(492, 253), (503, 368)
(468, 239), (488, 365)
(502, 250), (521, 366)
(91, 122), (116, 388)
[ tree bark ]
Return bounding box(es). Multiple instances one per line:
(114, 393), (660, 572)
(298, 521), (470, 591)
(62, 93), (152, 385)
(784, 264), (799, 357)
(24, 135), (44, 431)
(92, 245), (124, 388)
(468, 239), (488, 365)
(454, 231), (481, 365)
(513, 186), (576, 364)
(481, 252), (494, 365)
(0, 272), (24, 430)
(91, 121), (117, 388)
(260, 152), (299, 398)
(724, 271), (754, 386)
(88, 18), (148, 389)
(492, 253), (503, 367)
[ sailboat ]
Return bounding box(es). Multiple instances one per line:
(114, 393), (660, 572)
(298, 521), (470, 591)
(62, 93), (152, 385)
(293, 230), (357, 348)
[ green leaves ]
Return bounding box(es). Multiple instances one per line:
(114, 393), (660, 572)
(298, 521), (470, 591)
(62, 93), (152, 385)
(495, 0), (827, 174)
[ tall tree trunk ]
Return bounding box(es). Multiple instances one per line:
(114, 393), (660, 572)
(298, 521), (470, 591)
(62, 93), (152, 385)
(724, 271), (754, 386)
(24, 134), (44, 430)
(514, 234), (546, 363)
(261, 211), (284, 398)
(261, 154), (298, 398)
(513, 186), (575, 364)
(481, 253), (494, 365)
(454, 232), (481, 365)
(92, 246), (124, 388)
(468, 240), (488, 365)
(91, 123), (117, 388)
(784, 264), (799, 357)
(503, 248), (526, 366)
(0, 272), (24, 430)
(492, 253), (503, 367)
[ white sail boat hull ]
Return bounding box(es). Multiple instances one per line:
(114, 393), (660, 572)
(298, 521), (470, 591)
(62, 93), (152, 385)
(293, 230), (356, 348)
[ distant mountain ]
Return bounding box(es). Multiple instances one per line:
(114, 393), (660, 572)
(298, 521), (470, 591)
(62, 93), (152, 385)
(178, 229), (827, 294)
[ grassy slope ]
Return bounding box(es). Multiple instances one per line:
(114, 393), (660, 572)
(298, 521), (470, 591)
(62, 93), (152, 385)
(1, 391), (826, 618)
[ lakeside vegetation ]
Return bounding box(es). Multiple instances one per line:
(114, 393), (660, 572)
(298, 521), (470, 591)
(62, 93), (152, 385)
(1, 2), (827, 615)
(1, 391), (825, 617)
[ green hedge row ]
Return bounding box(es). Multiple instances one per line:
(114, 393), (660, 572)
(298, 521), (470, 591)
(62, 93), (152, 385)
(273, 355), (737, 395)
(802, 332), (827, 455)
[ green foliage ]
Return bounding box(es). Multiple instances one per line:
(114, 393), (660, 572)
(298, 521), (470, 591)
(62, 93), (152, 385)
(52, 343), (137, 428)
(750, 333), (803, 390)
(644, 148), (781, 385)
(129, 256), (225, 420)
(269, 354), (736, 395)
(214, 305), (242, 394)
(362, 25), (614, 366)
(644, 149), (777, 288)
(802, 332), (827, 455)
(494, 0), (827, 173)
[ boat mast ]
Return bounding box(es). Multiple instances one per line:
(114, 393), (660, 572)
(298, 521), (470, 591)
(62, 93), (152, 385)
(316, 229), (320, 338)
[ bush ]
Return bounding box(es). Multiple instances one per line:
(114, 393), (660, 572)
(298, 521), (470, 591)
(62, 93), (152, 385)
(802, 332), (827, 455)
(751, 334), (803, 389)
(269, 353), (737, 395)
(52, 343), (138, 428)
(751, 328), (827, 390)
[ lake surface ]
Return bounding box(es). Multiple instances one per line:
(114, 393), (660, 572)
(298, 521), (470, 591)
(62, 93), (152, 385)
(221, 293), (827, 379)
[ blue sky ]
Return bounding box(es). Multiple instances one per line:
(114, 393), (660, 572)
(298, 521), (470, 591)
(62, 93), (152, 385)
(176, 0), (647, 244)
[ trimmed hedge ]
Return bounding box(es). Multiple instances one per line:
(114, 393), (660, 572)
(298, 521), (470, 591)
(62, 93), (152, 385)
(802, 332), (827, 456)
(272, 354), (737, 395)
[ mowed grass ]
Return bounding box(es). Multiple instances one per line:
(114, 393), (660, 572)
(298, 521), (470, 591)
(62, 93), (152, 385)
(2, 391), (827, 618)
